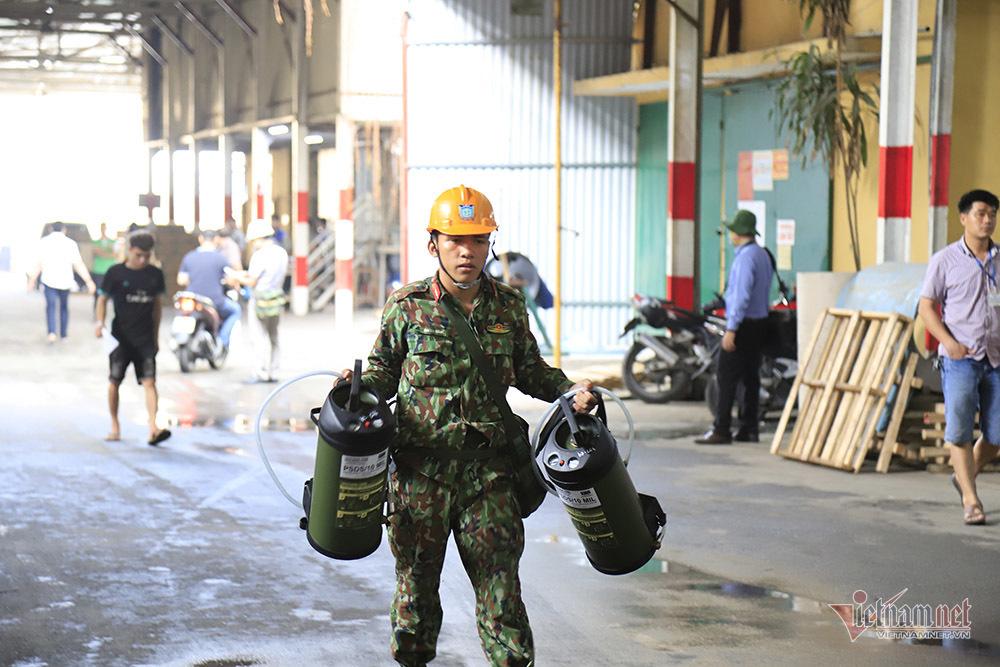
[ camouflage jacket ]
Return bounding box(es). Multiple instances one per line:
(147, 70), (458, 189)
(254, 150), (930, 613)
(362, 273), (573, 482)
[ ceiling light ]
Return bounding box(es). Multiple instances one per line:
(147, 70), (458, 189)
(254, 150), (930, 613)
(267, 124), (289, 136)
(99, 55), (127, 65)
(304, 134), (324, 145)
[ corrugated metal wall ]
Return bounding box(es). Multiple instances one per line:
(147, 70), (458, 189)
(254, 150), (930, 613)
(405, 0), (636, 353)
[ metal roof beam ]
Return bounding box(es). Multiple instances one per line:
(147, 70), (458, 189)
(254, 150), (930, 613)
(213, 0), (255, 38)
(0, 25), (127, 36)
(174, 0), (221, 48)
(124, 23), (166, 66)
(151, 14), (192, 55)
(106, 33), (143, 67)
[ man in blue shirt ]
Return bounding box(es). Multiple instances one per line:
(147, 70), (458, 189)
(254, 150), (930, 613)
(177, 231), (241, 350)
(696, 210), (774, 445)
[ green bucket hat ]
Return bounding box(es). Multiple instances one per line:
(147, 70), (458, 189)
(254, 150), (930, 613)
(726, 209), (759, 236)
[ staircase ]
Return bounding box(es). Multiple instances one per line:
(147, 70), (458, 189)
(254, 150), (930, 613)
(308, 231), (337, 310)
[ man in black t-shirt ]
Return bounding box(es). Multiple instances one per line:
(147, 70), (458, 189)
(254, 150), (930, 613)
(95, 231), (171, 446)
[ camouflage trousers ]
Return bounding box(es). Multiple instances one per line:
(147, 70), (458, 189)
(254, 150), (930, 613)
(388, 464), (533, 667)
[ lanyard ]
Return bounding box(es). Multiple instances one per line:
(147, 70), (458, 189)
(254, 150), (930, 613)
(965, 241), (998, 288)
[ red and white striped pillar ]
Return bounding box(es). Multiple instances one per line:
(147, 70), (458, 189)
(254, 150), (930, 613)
(219, 133), (234, 222)
(928, 0), (956, 253)
(290, 121), (310, 315)
(335, 117), (356, 333)
(876, 0), (918, 264)
(666, 0), (700, 308)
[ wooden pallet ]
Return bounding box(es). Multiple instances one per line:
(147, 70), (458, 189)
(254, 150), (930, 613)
(874, 353), (921, 473)
(770, 308), (914, 472)
(905, 404), (983, 466)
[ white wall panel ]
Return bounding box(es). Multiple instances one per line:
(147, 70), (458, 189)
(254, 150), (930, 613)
(405, 0), (635, 352)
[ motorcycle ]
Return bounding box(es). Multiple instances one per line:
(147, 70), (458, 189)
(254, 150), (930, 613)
(620, 295), (727, 403)
(620, 288), (799, 416)
(169, 291), (227, 373)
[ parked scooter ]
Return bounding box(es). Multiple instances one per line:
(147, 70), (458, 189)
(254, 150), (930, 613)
(169, 291), (227, 373)
(620, 288), (798, 414)
(619, 295), (727, 403)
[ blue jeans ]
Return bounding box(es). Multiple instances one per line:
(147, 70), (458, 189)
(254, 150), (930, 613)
(216, 299), (241, 348)
(940, 356), (1000, 445)
(43, 284), (69, 338)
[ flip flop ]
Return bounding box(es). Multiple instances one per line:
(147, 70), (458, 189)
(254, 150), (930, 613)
(963, 504), (986, 526)
(148, 429), (172, 446)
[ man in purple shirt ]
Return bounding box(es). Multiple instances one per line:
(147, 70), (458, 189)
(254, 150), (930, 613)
(696, 209), (774, 445)
(919, 188), (1000, 526)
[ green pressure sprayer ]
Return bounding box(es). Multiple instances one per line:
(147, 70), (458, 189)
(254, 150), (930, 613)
(532, 387), (666, 575)
(255, 360), (395, 560)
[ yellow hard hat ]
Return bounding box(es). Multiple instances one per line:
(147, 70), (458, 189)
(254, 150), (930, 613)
(427, 185), (498, 235)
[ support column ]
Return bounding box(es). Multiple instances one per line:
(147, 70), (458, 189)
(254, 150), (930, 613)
(146, 146), (156, 223)
(289, 9), (310, 315)
(191, 141), (201, 230)
(219, 133), (234, 221)
(291, 122), (310, 315)
(335, 117), (356, 333)
(666, 0), (701, 309)
(165, 146), (175, 224)
(162, 40), (174, 225)
(876, 0), (918, 264)
(928, 0), (955, 253)
(250, 127), (269, 234)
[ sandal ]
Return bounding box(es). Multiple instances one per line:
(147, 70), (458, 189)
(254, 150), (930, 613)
(963, 504), (986, 526)
(148, 429), (172, 446)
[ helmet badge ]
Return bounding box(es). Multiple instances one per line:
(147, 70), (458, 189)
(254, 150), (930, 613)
(458, 204), (475, 220)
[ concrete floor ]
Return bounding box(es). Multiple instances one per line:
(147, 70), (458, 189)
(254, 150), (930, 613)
(1, 285), (998, 666)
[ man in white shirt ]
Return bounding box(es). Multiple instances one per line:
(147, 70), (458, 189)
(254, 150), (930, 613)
(27, 222), (96, 343)
(235, 219), (289, 383)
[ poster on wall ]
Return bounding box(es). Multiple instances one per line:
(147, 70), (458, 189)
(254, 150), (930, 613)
(777, 219), (795, 245)
(736, 199), (766, 248)
(752, 150), (774, 191)
(738, 151), (753, 200)
(772, 149), (789, 180)
(776, 219), (795, 270)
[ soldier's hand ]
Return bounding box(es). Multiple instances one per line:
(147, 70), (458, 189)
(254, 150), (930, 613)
(571, 379), (597, 413)
(95, 324), (104, 338)
(337, 368), (353, 386)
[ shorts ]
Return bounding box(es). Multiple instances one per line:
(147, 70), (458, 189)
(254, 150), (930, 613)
(940, 356), (1000, 446)
(109, 340), (157, 385)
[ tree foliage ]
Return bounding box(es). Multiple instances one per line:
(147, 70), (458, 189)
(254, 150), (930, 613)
(772, 0), (876, 271)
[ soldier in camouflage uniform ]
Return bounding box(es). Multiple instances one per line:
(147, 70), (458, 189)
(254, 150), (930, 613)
(341, 185), (595, 666)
